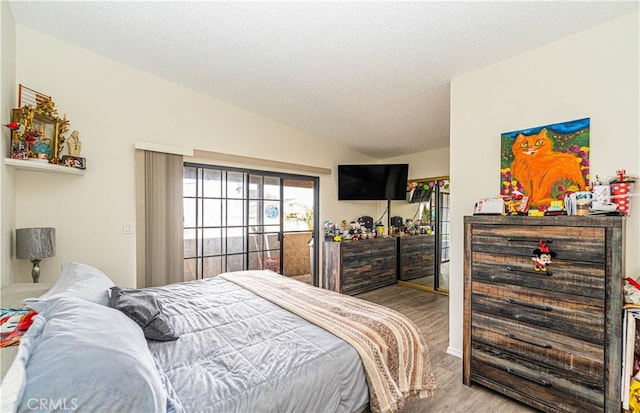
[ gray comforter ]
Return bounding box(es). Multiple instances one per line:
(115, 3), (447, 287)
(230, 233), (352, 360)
(147, 277), (370, 413)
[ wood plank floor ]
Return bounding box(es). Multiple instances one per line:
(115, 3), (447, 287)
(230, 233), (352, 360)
(356, 284), (539, 413)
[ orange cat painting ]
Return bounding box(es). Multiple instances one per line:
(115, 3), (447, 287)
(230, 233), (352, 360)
(501, 118), (590, 209)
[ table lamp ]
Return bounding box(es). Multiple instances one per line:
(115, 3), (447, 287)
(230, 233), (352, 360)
(16, 227), (56, 283)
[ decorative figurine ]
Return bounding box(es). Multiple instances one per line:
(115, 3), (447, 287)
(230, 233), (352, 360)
(61, 130), (86, 169)
(532, 239), (555, 272)
(67, 130), (82, 157)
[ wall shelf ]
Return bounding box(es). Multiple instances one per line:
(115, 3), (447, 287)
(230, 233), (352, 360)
(4, 158), (85, 175)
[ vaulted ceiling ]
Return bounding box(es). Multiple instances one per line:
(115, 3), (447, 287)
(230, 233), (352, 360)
(8, 1), (639, 158)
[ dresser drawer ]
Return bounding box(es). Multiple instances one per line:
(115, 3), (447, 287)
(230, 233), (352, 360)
(399, 257), (434, 280)
(471, 224), (605, 263)
(341, 243), (371, 260)
(342, 265), (371, 294)
(375, 239), (397, 254)
(472, 312), (603, 379)
(372, 255), (395, 275)
(371, 272), (396, 288)
(472, 281), (604, 343)
(471, 353), (603, 413)
(471, 251), (605, 298)
(400, 236), (429, 253)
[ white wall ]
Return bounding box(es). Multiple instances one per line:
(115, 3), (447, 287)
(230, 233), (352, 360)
(384, 147), (450, 222)
(449, 11), (639, 356)
(1, 2), (17, 287)
(9, 25), (379, 286)
(386, 147), (450, 182)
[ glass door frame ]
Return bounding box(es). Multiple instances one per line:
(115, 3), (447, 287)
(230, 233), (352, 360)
(183, 162), (319, 285)
(280, 177), (320, 286)
(402, 175), (450, 295)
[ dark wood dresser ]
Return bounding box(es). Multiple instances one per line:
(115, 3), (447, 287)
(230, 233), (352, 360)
(463, 215), (624, 413)
(397, 235), (435, 281)
(323, 237), (397, 295)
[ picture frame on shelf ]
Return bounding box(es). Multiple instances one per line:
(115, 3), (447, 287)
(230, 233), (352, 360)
(30, 113), (59, 161)
(10, 107), (62, 163)
(61, 155), (86, 170)
(9, 100), (69, 164)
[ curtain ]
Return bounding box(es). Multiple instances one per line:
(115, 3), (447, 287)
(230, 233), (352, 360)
(143, 151), (184, 287)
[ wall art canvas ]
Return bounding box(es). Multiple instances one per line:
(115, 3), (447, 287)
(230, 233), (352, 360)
(500, 117), (590, 209)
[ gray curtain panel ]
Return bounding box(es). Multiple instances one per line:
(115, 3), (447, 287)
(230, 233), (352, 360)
(144, 151), (184, 287)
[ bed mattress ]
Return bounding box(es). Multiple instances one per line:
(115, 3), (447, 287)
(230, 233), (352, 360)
(146, 276), (370, 413)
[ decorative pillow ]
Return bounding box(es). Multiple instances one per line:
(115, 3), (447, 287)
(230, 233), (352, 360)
(109, 286), (179, 341)
(14, 296), (168, 412)
(25, 262), (114, 308)
(0, 308), (37, 347)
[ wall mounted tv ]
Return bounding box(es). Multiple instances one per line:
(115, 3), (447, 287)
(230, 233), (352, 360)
(338, 164), (409, 201)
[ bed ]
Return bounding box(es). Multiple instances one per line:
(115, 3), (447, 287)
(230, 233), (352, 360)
(0, 262), (436, 413)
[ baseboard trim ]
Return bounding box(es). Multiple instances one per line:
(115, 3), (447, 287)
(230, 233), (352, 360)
(447, 346), (462, 358)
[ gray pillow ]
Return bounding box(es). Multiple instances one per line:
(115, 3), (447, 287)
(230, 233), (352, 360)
(16, 296), (168, 412)
(109, 286), (178, 341)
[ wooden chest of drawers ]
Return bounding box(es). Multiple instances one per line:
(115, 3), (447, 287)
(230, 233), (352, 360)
(323, 238), (397, 295)
(397, 235), (435, 281)
(463, 215), (624, 413)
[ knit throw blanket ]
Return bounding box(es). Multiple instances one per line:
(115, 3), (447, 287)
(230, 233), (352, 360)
(219, 270), (436, 413)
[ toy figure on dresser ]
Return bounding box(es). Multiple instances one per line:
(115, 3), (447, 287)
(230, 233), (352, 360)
(503, 191), (529, 215)
(532, 239), (555, 272)
(357, 216), (374, 230)
(61, 130), (86, 169)
(544, 199), (567, 216)
(346, 221), (362, 240)
(404, 219), (419, 235)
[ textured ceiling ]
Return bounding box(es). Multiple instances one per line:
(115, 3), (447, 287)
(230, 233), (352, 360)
(8, 1), (639, 158)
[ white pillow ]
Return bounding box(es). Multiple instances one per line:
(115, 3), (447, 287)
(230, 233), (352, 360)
(27, 262), (114, 307)
(16, 297), (168, 412)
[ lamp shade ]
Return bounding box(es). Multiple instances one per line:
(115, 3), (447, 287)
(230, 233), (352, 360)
(16, 228), (56, 260)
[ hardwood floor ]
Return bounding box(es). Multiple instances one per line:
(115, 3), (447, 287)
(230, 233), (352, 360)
(355, 284), (538, 413)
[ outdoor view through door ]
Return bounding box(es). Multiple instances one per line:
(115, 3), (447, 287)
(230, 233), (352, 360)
(183, 164), (318, 285)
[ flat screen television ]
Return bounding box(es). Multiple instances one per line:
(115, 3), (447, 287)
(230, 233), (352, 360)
(338, 164), (409, 201)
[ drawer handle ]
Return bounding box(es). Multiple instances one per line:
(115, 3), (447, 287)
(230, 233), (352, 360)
(506, 298), (552, 312)
(506, 237), (553, 244)
(505, 367), (550, 387)
(506, 265), (553, 276)
(505, 332), (552, 349)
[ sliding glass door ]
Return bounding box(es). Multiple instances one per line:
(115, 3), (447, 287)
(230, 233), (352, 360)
(183, 163), (319, 284)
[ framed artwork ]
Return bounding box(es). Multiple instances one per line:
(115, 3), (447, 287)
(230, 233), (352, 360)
(500, 118), (590, 210)
(9, 98), (68, 163)
(30, 114), (58, 160)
